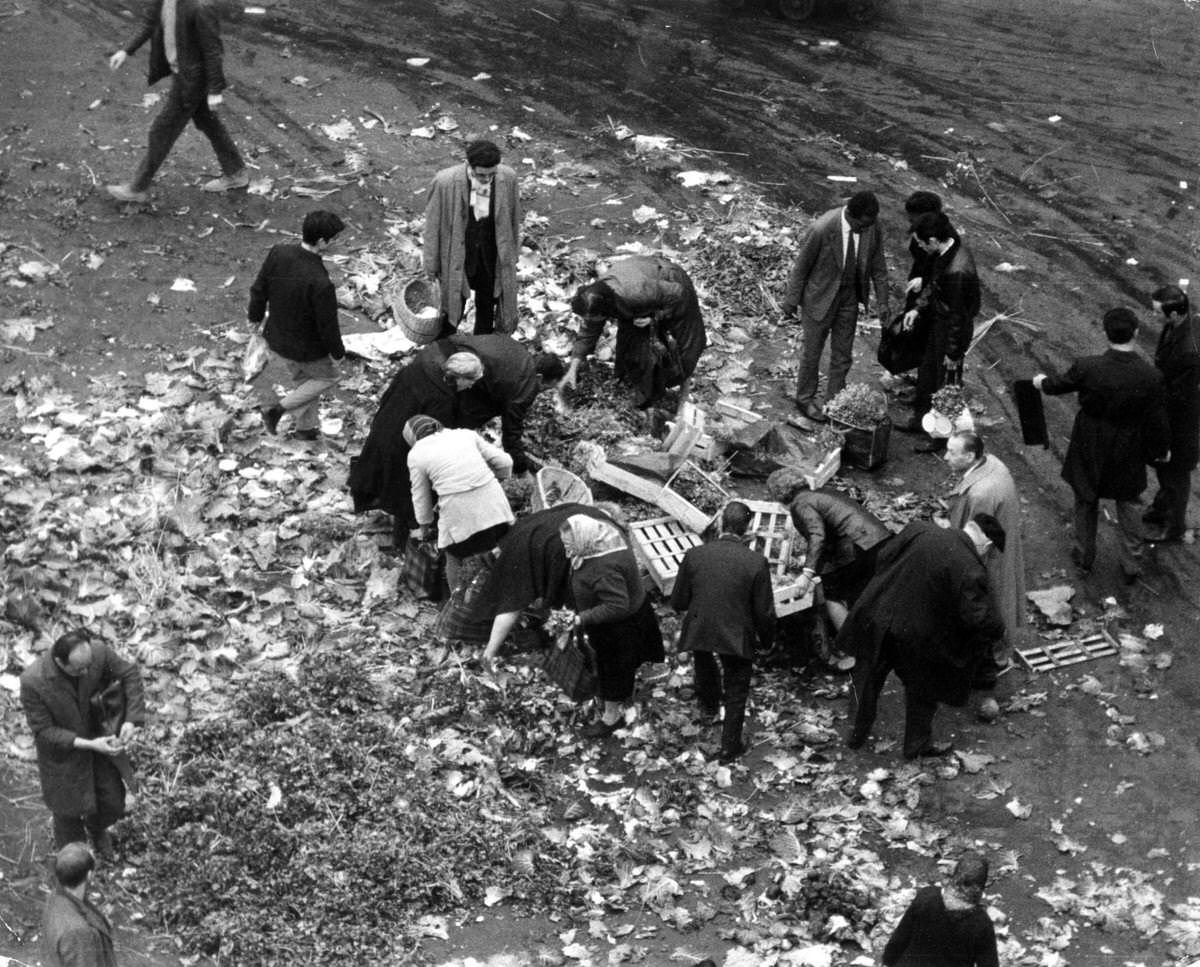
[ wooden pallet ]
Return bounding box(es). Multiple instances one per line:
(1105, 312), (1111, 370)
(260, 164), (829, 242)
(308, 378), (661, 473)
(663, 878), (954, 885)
(1017, 633), (1118, 672)
(629, 517), (703, 595)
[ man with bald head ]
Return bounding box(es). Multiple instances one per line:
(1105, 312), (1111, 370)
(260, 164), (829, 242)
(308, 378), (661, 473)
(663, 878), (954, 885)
(43, 843), (118, 966)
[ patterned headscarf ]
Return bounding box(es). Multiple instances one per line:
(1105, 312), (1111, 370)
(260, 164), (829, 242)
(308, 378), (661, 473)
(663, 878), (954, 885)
(560, 514), (626, 570)
(403, 414), (443, 448)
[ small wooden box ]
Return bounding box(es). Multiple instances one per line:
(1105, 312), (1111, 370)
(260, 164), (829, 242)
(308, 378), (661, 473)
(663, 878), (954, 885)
(802, 446), (842, 491)
(629, 516), (703, 595)
(830, 418), (890, 470)
(737, 499), (813, 617)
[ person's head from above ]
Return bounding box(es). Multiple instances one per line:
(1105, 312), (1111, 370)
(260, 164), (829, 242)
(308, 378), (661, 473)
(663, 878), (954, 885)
(54, 842), (96, 892)
(1102, 306), (1138, 345)
(402, 414), (443, 448)
(443, 352), (484, 391)
(845, 190), (880, 233)
(570, 281), (621, 325)
(302, 210), (346, 252)
(534, 353), (566, 392)
(51, 629), (93, 678)
(559, 514), (624, 563)
(465, 139), (502, 183)
(944, 430), (984, 474)
(904, 190), (943, 230)
(910, 211), (955, 253)
(965, 512), (1006, 556)
(950, 850), (989, 904)
(1152, 284), (1190, 322)
(720, 500), (752, 538)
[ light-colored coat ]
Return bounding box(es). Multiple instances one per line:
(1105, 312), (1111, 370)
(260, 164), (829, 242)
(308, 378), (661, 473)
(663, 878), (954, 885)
(408, 428), (514, 547)
(948, 454), (1026, 653)
(423, 163), (522, 332)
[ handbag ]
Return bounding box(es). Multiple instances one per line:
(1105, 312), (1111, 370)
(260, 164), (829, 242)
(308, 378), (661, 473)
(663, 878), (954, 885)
(402, 537), (448, 602)
(877, 310), (928, 375)
(241, 333), (270, 382)
(541, 626), (597, 703)
(433, 553), (494, 644)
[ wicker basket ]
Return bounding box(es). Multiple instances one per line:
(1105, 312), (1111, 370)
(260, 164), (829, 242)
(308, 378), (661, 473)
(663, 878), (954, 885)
(532, 466), (593, 512)
(390, 277), (442, 345)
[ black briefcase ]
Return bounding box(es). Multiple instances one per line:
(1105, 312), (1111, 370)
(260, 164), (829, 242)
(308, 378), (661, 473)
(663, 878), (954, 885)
(1013, 379), (1049, 447)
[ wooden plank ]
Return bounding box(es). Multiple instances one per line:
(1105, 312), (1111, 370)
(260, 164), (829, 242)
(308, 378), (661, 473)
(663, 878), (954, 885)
(715, 399), (758, 423)
(591, 461), (712, 533)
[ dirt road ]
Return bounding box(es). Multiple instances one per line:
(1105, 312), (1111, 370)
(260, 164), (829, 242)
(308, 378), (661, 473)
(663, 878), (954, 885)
(2, 0), (1199, 964)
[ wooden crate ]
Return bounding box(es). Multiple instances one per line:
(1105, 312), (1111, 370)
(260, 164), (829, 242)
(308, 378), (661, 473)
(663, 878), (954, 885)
(830, 418), (890, 470)
(629, 517), (703, 595)
(1017, 633), (1118, 672)
(738, 499), (813, 617)
(803, 446), (842, 491)
(590, 460), (712, 533)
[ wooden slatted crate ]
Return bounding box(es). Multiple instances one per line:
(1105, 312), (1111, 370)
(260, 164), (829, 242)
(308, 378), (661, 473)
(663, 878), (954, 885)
(1017, 633), (1118, 672)
(739, 499), (814, 617)
(629, 517), (703, 596)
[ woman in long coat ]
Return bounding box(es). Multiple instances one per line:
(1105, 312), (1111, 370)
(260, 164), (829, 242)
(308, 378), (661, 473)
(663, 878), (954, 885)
(560, 255), (707, 410)
(562, 514), (664, 738)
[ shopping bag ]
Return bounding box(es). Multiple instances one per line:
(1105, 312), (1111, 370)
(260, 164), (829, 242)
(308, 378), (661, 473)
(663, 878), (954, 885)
(541, 627), (597, 702)
(402, 537), (448, 602)
(877, 310), (927, 375)
(433, 553), (494, 644)
(241, 333), (270, 382)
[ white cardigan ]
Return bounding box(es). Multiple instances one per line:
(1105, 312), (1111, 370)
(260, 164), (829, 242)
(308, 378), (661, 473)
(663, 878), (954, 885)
(408, 428), (514, 548)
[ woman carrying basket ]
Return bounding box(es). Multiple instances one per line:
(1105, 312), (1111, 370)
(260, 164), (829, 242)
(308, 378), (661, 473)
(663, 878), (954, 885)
(560, 514), (664, 738)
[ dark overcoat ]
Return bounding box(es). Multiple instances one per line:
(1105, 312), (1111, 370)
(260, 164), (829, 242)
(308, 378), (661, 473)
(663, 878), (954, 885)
(911, 235), (980, 362)
(789, 489), (890, 574)
(121, 0), (229, 94)
(1154, 314), (1200, 470)
(1041, 348), (1169, 501)
(349, 334), (538, 521)
(836, 522), (1002, 707)
(20, 643), (145, 815)
(43, 888), (117, 967)
(671, 535), (777, 660)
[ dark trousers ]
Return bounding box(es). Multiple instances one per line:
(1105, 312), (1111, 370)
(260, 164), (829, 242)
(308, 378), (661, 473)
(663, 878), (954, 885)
(796, 295), (859, 405)
(467, 264), (497, 335)
(913, 317), (953, 419)
(1074, 494), (1142, 576)
(52, 756), (127, 848)
(693, 651), (753, 753)
(132, 73), (244, 191)
(849, 637), (939, 758)
(1148, 461), (1192, 534)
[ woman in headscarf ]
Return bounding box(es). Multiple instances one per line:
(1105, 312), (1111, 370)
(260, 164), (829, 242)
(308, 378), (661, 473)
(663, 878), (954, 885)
(882, 852), (999, 967)
(406, 415), (515, 592)
(559, 255), (707, 412)
(560, 513), (664, 738)
(474, 502), (624, 664)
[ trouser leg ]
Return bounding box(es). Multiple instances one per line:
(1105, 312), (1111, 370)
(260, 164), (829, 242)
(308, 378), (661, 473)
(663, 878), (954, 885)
(1073, 494), (1099, 569)
(1115, 498), (1144, 578)
(824, 299), (860, 401)
(795, 313), (834, 405)
(191, 97), (244, 175)
(848, 649), (891, 744)
(692, 651), (720, 713)
(53, 814), (88, 849)
(901, 692), (939, 758)
(467, 263), (497, 335)
(131, 76), (193, 191)
(1152, 462), (1191, 533)
(719, 654), (753, 754)
(280, 357), (339, 431)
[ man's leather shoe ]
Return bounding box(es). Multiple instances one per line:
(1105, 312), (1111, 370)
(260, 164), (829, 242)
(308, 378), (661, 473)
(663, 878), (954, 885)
(106, 183), (149, 203)
(845, 727), (869, 750)
(261, 405), (284, 435)
(1145, 527), (1185, 543)
(797, 401), (828, 423)
(203, 170), (251, 192)
(1069, 547), (1092, 574)
(893, 415), (922, 434)
(715, 740), (749, 764)
(294, 428), (321, 441)
(907, 741), (954, 759)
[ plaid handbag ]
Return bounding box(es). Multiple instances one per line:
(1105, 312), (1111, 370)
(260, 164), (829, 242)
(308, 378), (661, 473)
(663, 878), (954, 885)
(433, 553), (494, 644)
(402, 537), (448, 602)
(542, 626), (597, 703)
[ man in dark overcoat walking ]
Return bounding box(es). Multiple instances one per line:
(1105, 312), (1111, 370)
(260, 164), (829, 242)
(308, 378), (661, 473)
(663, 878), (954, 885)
(839, 518), (1004, 759)
(107, 0), (247, 202)
(20, 630), (146, 852)
(1035, 307), (1170, 580)
(671, 501), (777, 764)
(1144, 285), (1200, 542)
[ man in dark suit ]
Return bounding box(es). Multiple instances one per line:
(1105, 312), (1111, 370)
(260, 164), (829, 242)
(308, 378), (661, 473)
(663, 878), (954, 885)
(20, 630), (146, 853)
(899, 211), (982, 452)
(671, 501), (777, 764)
(781, 190), (890, 423)
(106, 0), (247, 202)
(1036, 307), (1170, 581)
(42, 843), (118, 967)
(1144, 285), (1200, 542)
(839, 517), (1004, 759)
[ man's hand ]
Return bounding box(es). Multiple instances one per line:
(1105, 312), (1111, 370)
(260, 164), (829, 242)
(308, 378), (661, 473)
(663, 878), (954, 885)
(1033, 373), (1047, 391)
(905, 277), (923, 294)
(109, 50), (128, 70)
(90, 735), (124, 756)
(207, 93), (223, 109)
(901, 309), (919, 331)
(119, 722), (138, 743)
(510, 452), (531, 476)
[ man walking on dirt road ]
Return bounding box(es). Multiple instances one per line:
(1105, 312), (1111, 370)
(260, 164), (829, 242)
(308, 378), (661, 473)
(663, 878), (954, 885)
(424, 139), (522, 336)
(248, 210), (347, 440)
(781, 190), (890, 424)
(106, 0), (248, 203)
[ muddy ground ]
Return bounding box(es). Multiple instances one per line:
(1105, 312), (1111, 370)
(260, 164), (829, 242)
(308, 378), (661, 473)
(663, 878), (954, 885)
(2, 0), (1199, 963)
